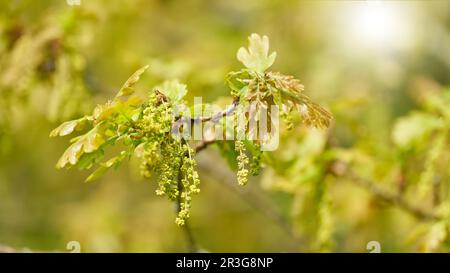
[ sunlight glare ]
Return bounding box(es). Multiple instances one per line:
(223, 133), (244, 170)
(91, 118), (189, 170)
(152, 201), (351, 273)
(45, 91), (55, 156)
(347, 1), (411, 50)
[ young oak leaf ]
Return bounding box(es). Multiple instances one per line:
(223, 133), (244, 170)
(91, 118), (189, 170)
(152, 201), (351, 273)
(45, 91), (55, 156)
(92, 95), (143, 124)
(85, 151), (128, 182)
(115, 65), (149, 98)
(56, 125), (105, 169)
(237, 34), (277, 73)
(49, 116), (90, 137)
(156, 80), (188, 102)
(92, 101), (118, 123)
(267, 72), (332, 129)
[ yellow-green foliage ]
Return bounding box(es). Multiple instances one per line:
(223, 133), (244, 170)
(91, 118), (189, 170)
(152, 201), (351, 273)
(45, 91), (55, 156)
(51, 34), (332, 226)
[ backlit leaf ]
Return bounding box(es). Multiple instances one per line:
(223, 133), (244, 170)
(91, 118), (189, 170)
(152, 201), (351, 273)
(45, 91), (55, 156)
(157, 80), (188, 102)
(116, 65), (149, 98)
(237, 34), (277, 73)
(85, 151), (128, 182)
(56, 125), (105, 169)
(49, 116), (90, 137)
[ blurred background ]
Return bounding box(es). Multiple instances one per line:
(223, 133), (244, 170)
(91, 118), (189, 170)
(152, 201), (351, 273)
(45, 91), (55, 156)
(0, 0), (449, 252)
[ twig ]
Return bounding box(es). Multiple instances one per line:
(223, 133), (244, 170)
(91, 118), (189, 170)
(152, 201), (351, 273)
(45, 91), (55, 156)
(195, 139), (216, 153)
(192, 97), (239, 123)
(172, 97), (239, 132)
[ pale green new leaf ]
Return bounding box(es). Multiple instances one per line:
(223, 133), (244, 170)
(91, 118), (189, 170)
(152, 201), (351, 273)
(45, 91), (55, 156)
(225, 70), (250, 97)
(49, 116), (90, 137)
(85, 151), (128, 182)
(93, 101), (117, 122)
(56, 125), (105, 169)
(237, 34), (277, 73)
(116, 65), (149, 98)
(92, 96), (141, 124)
(157, 80), (188, 102)
(76, 148), (105, 170)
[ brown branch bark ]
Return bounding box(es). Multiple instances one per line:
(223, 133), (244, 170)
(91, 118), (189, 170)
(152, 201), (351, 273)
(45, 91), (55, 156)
(172, 97), (239, 132)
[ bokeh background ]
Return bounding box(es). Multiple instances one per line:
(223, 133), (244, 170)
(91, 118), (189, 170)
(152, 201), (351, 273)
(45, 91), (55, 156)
(0, 0), (449, 252)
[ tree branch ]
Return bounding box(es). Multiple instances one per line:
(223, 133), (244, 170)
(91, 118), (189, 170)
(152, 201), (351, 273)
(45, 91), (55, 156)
(172, 97), (239, 132)
(195, 139), (216, 153)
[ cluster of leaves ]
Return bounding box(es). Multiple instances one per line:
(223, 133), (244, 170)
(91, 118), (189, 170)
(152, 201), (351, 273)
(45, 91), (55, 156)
(50, 66), (150, 172)
(50, 66), (199, 225)
(224, 33), (333, 187)
(51, 34), (332, 226)
(227, 34), (332, 131)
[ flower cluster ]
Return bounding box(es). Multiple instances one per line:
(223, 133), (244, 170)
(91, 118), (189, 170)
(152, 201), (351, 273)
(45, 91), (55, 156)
(235, 140), (250, 186)
(137, 91), (200, 225)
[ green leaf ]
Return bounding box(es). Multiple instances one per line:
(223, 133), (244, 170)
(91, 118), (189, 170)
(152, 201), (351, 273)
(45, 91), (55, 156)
(156, 80), (188, 102)
(92, 95), (143, 124)
(225, 70), (251, 98)
(217, 141), (238, 170)
(77, 149), (105, 170)
(49, 116), (90, 137)
(92, 101), (118, 122)
(237, 33), (277, 73)
(56, 125), (105, 169)
(85, 164), (109, 183)
(85, 151), (128, 182)
(116, 65), (149, 98)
